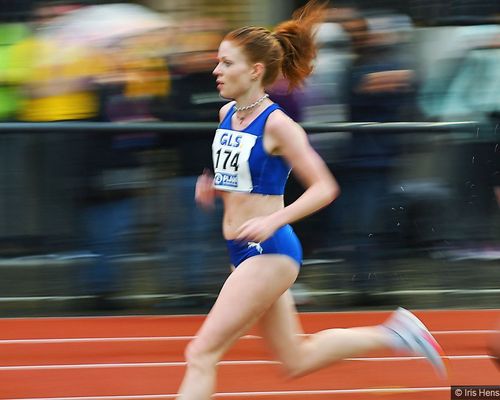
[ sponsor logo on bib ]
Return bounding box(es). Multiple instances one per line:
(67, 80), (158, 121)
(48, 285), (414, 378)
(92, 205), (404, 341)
(214, 172), (238, 187)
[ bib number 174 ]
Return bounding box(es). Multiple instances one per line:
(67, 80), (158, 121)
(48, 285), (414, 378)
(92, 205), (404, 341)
(215, 149), (239, 171)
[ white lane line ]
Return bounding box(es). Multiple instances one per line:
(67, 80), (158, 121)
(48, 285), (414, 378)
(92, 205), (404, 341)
(433, 330), (496, 335)
(214, 387), (451, 397)
(0, 355), (492, 371)
(0, 330), (494, 344)
(6, 386), (451, 400)
(0, 336), (198, 344)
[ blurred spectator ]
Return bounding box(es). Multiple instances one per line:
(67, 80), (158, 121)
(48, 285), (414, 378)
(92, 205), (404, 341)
(0, 22), (31, 121)
(150, 19), (227, 305)
(16, 3), (106, 122)
(418, 25), (500, 123)
(13, 2), (173, 309)
(302, 9), (353, 123)
(152, 18), (225, 122)
(439, 34), (500, 123)
(76, 130), (149, 310)
(335, 11), (418, 305)
(99, 31), (172, 122)
(420, 29), (500, 245)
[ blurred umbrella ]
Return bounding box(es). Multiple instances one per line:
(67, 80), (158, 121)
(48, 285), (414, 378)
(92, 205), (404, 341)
(42, 3), (170, 47)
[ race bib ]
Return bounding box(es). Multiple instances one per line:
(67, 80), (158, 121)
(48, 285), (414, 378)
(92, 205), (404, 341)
(212, 129), (257, 192)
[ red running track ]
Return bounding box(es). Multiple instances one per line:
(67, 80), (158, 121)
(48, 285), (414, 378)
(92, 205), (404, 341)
(0, 309), (498, 399)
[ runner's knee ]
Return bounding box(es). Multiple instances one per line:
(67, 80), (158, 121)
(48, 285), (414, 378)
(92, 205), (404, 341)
(184, 339), (220, 372)
(277, 342), (311, 378)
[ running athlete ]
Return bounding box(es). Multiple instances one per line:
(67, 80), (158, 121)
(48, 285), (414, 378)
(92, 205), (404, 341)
(176, 2), (447, 398)
(488, 312), (500, 369)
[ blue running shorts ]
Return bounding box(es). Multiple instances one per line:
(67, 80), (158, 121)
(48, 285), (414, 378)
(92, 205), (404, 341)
(226, 224), (302, 268)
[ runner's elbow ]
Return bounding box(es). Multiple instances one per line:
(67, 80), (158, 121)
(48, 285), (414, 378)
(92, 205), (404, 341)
(324, 179), (340, 204)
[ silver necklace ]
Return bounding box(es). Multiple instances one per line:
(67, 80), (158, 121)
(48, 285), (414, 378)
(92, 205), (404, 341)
(235, 93), (269, 112)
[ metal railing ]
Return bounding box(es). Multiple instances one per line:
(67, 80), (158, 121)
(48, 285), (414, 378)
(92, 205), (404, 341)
(0, 120), (480, 134)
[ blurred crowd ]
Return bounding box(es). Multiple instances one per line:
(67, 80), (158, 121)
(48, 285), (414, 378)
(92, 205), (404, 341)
(0, 1), (499, 311)
(0, 2), (228, 123)
(1, 2), (498, 124)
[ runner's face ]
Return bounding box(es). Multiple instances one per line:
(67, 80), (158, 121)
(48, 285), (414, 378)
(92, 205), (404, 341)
(213, 40), (254, 99)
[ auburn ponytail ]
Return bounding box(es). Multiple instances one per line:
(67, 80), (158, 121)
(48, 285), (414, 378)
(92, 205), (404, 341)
(273, 0), (328, 89)
(223, 0), (327, 90)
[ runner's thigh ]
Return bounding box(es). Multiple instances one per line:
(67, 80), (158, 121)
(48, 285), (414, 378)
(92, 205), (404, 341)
(195, 254), (299, 355)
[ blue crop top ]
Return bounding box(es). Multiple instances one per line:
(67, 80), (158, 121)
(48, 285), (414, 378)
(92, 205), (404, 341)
(212, 103), (291, 195)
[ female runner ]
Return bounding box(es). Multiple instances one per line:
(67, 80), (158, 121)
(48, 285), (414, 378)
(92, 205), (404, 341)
(177, 2), (446, 398)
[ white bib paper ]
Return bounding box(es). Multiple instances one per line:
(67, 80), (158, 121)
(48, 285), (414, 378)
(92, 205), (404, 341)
(212, 129), (257, 192)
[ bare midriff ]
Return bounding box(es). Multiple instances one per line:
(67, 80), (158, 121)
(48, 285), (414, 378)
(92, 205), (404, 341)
(219, 191), (284, 240)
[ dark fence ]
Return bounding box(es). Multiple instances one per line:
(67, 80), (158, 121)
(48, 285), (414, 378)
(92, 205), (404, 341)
(0, 120), (499, 316)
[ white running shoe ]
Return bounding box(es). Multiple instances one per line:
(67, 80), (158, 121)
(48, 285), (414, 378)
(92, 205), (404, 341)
(384, 307), (448, 378)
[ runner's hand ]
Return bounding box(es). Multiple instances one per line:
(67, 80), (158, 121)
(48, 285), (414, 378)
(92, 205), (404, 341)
(195, 169), (215, 210)
(235, 216), (279, 243)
